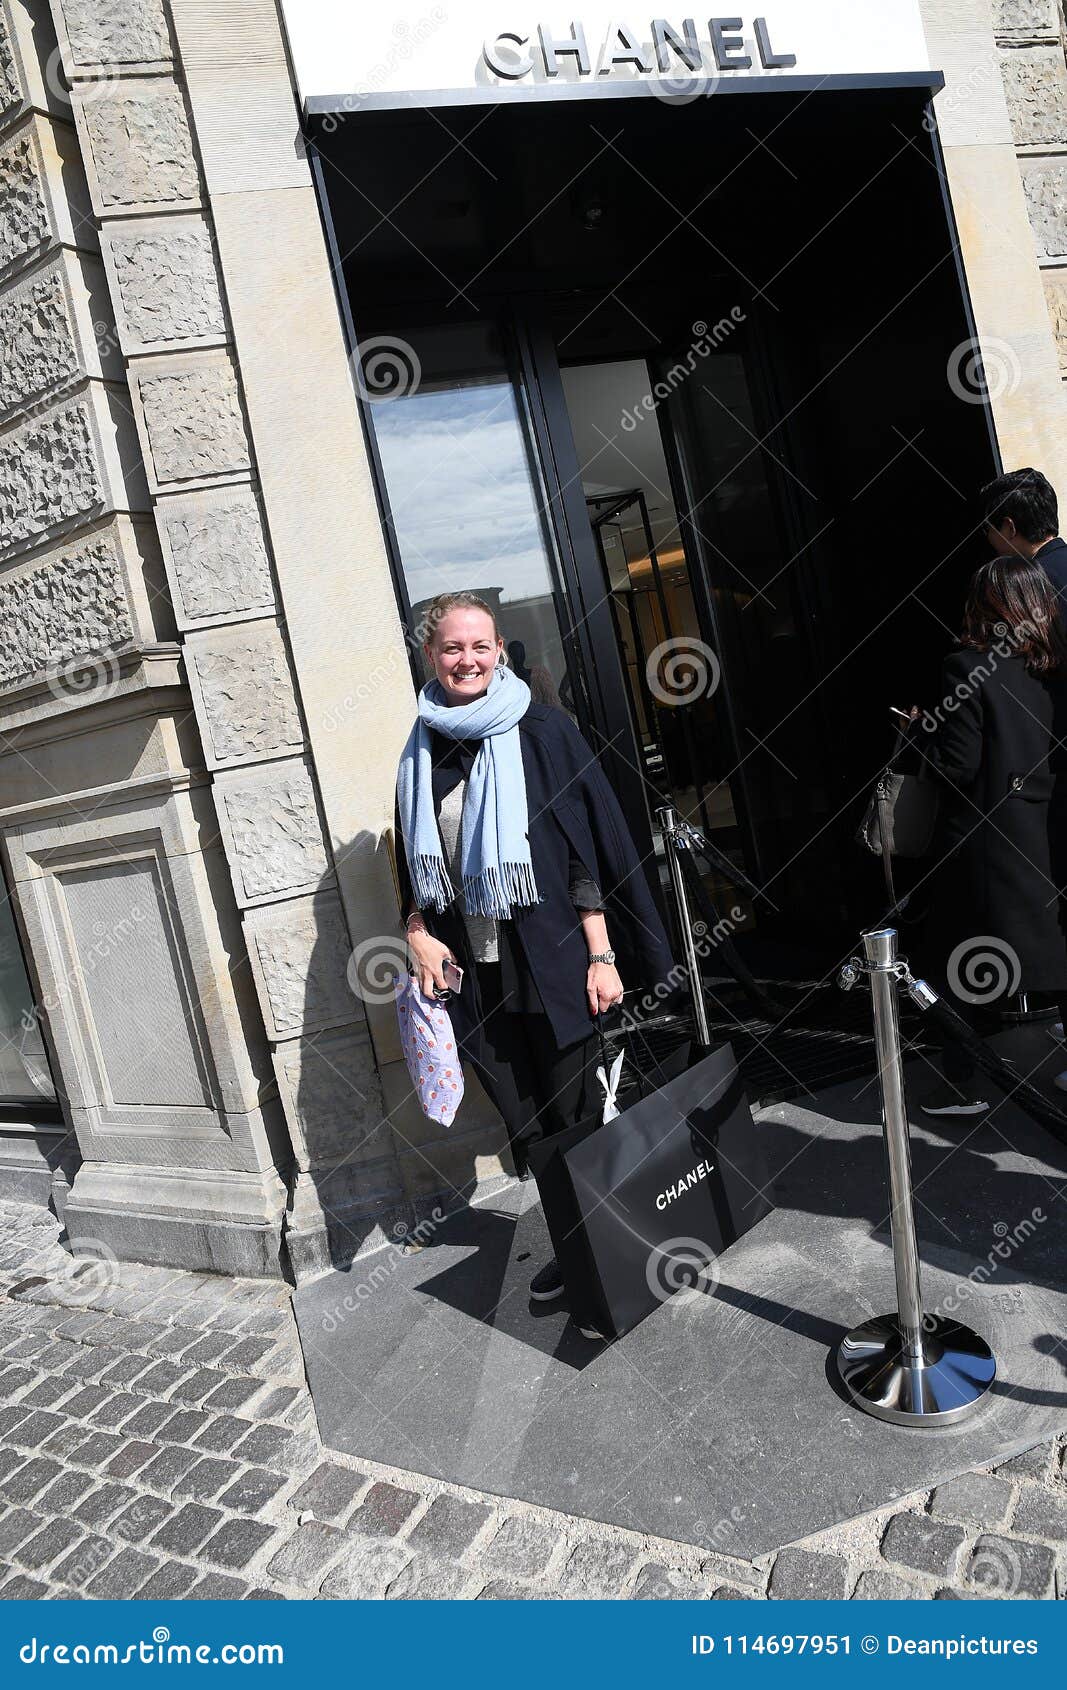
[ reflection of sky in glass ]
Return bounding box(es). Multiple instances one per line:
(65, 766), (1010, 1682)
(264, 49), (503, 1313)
(371, 380), (556, 605)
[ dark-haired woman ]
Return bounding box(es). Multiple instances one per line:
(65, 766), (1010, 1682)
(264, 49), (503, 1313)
(915, 556), (1067, 1116)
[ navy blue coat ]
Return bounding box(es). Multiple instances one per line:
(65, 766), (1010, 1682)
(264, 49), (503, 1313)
(394, 703), (678, 1050)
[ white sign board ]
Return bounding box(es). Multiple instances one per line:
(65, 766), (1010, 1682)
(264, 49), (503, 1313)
(279, 1), (931, 106)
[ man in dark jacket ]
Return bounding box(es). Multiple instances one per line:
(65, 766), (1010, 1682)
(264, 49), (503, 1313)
(981, 468), (1067, 606)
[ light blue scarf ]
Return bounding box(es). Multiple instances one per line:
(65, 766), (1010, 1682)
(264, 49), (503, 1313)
(396, 665), (538, 919)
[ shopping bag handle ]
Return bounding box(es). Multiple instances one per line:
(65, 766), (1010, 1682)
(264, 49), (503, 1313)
(594, 1009), (679, 1097)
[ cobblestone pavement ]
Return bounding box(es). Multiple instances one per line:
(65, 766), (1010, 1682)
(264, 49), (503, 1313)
(0, 1200), (1065, 1601)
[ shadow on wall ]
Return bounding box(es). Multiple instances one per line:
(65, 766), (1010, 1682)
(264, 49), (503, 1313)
(294, 833), (514, 1279)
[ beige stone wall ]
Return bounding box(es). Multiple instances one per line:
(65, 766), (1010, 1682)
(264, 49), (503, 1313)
(922, 0), (1067, 488)
(0, 0), (293, 1272)
(161, 0), (512, 1268)
(0, 0), (514, 1280)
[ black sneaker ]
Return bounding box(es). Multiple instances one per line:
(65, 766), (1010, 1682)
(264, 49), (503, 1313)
(529, 1258), (565, 1300)
(920, 1079), (989, 1118)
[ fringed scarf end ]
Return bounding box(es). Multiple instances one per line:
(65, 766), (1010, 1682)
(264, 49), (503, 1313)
(411, 853), (455, 915)
(462, 861), (541, 920)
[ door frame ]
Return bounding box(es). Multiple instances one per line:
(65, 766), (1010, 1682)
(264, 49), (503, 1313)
(509, 298), (662, 880)
(336, 286), (669, 910)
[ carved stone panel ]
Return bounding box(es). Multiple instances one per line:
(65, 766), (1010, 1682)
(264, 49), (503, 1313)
(993, 1), (1061, 34)
(0, 523), (134, 692)
(59, 855), (214, 1109)
(0, 396), (104, 559)
(1044, 270), (1067, 373)
(244, 890), (358, 1041)
(51, 0), (172, 70)
(130, 355), (252, 490)
(74, 77), (199, 215)
(999, 46), (1067, 147)
(100, 214), (227, 353)
(0, 125), (48, 272)
(154, 485), (275, 627)
(1021, 159), (1067, 256)
(0, 260), (79, 421)
(184, 619), (303, 768)
(213, 758), (331, 907)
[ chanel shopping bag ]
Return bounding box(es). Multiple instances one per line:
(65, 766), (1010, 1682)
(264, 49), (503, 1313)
(527, 1029), (773, 1340)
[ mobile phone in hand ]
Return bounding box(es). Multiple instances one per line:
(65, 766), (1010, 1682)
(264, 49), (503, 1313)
(442, 959), (464, 993)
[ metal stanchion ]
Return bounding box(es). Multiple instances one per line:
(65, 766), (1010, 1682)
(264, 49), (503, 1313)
(836, 927), (996, 1425)
(657, 804), (711, 1048)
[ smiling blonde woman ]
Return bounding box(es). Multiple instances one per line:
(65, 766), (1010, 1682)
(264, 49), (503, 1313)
(394, 591), (676, 1306)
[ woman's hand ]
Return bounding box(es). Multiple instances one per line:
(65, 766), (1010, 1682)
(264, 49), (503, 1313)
(587, 961), (625, 1017)
(406, 923), (457, 999)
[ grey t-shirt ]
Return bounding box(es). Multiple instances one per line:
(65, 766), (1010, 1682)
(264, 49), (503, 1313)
(437, 779), (500, 962)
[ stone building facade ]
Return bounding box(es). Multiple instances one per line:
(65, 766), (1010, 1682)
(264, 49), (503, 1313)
(0, 0), (1063, 1284)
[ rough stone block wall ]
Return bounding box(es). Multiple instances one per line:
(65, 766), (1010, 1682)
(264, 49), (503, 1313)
(995, 0), (1067, 379)
(39, 0), (409, 1281)
(0, 0), (346, 1277)
(0, 0), (159, 710)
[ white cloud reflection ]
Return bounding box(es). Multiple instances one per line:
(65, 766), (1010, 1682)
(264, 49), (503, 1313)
(371, 381), (557, 606)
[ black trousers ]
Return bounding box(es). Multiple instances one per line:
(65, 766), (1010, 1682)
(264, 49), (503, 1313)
(459, 961), (601, 1178)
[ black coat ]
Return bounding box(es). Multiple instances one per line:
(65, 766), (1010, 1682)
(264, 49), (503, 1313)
(394, 703), (678, 1050)
(1035, 534), (1067, 612)
(918, 648), (1067, 992)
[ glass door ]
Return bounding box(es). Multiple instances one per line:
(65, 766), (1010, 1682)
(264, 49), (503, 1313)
(355, 305), (661, 889)
(652, 343), (845, 938)
(364, 317), (579, 709)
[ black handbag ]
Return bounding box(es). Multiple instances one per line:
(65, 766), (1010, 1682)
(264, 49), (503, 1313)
(856, 721), (940, 904)
(526, 1024), (774, 1341)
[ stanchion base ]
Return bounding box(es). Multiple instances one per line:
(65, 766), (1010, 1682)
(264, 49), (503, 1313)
(837, 1314), (996, 1425)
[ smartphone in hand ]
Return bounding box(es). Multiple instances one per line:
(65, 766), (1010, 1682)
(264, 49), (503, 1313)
(442, 959), (464, 994)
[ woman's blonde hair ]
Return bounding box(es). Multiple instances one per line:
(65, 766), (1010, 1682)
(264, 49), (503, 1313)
(420, 591), (504, 649)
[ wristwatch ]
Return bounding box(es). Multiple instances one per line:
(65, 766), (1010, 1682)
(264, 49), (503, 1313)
(587, 950), (616, 965)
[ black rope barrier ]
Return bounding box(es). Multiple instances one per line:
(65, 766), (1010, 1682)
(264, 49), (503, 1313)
(914, 992), (1067, 1149)
(674, 847), (789, 1022)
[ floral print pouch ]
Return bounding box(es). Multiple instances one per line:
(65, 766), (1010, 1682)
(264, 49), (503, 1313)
(394, 972), (464, 1127)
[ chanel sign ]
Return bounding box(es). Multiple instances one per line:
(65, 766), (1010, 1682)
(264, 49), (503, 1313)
(483, 17), (797, 79)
